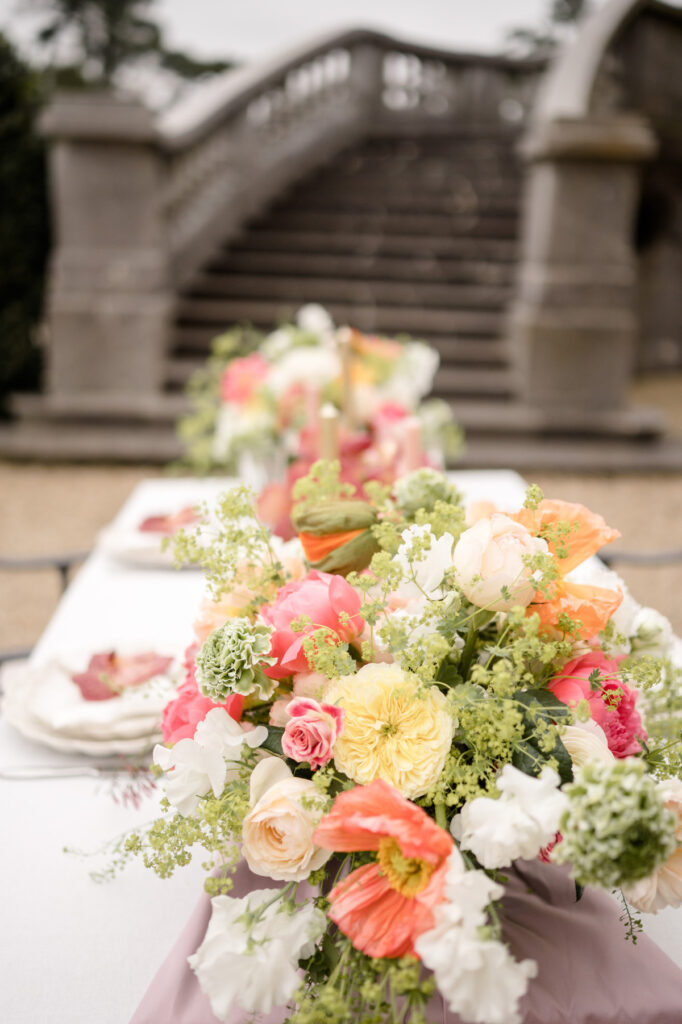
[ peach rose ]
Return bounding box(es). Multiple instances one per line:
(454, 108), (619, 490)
(624, 779), (682, 913)
(281, 697), (344, 769)
(292, 671), (330, 700)
(193, 577), (258, 645)
(242, 759), (331, 881)
(452, 513), (548, 612)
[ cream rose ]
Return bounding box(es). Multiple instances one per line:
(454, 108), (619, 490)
(624, 779), (682, 913)
(242, 759), (331, 882)
(452, 513), (548, 612)
(561, 721), (615, 769)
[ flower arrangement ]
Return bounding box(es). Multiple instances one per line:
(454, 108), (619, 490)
(177, 304), (462, 486)
(122, 464), (682, 1024)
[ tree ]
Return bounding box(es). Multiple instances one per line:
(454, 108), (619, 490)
(0, 32), (49, 400)
(28, 0), (234, 88)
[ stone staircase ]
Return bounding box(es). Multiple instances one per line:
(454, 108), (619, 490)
(166, 130), (521, 407)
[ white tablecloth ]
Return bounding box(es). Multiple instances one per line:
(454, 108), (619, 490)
(1, 473), (680, 1024)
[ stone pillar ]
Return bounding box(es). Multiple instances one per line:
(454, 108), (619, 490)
(40, 92), (172, 401)
(510, 114), (657, 421)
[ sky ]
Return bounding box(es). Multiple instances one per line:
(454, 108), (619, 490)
(1, 0), (562, 65)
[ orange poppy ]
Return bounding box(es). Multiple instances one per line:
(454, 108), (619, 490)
(313, 779), (452, 959)
(511, 499), (622, 637)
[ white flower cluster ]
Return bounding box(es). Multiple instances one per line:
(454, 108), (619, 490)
(457, 765), (568, 870)
(189, 888), (326, 1018)
(416, 849), (537, 1024)
(153, 708), (267, 815)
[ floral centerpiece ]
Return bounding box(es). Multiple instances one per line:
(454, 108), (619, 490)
(123, 464), (682, 1024)
(177, 304), (462, 487)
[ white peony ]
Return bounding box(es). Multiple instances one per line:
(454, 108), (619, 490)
(416, 850), (537, 1024)
(561, 720), (615, 769)
(458, 765), (568, 869)
(452, 514), (548, 612)
(153, 709), (267, 816)
(242, 758), (331, 881)
(189, 889), (326, 1019)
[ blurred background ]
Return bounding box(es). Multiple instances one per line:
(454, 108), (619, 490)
(1, 0), (681, 652)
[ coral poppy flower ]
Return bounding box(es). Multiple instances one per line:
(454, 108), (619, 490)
(313, 779), (453, 958)
(511, 499), (622, 637)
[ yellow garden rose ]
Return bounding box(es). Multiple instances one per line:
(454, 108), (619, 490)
(325, 663), (455, 799)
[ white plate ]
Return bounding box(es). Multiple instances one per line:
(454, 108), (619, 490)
(1, 650), (180, 756)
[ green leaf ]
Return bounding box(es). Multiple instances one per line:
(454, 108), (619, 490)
(261, 727), (284, 756)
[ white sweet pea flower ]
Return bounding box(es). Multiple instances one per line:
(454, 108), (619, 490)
(416, 850), (537, 1024)
(396, 523), (455, 600)
(458, 765), (568, 869)
(153, 709), (267, 816)
(189, 889), (326, 1019)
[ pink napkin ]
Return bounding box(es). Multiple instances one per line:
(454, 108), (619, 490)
(130, 858), (682, 1024)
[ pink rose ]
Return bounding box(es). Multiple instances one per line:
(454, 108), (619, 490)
(161, 645), (243, 743)
(281, 697), (344, 769)
(219, 353), (269, 404)
(261, 570), (364, 680)
(549, 651), (647, 758)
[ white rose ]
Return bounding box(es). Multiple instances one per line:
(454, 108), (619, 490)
(562, 720), (615, 769)
(452, 513), (548, 612)
(242, 758), (331, 881)
(624, 779), (682, 914)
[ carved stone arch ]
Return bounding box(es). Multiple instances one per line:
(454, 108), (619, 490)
(510, 0), (682, 434)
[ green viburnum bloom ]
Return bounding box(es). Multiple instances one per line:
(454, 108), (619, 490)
(196, 618), (276, 701)
(394, 468), (459, 519)
(554, 758), (677, 889)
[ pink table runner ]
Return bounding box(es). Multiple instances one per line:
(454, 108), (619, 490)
(130, 857), (682, 1024)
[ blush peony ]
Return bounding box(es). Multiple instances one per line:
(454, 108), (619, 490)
(549, 651), (646, 758)
(260, 570), (363, 679)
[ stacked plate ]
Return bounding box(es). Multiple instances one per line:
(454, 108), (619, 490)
(1, 649), (180, 756)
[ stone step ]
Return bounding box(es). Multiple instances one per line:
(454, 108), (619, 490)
(208, 251), (516, 285)
(175, 298), (503, 337)
(449, 400), (664, 438)
(258, 209), (518, 239)
(10, 391), (188, 425)
(2, 420), (680, 471)
(184, 273), (513, 311)
(0, 421), (184, 463)
(233, 231), (518, 261)
(433, 367), (514, 398)
(165, 338), (510, 387)
(280, 191), (520, 216)
(171, 324), (509, 356)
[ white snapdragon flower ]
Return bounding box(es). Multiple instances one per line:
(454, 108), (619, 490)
(153, 708), (267, 816)
(189, 889), (326, 1019)
(395, 523), (455, 601)
(457, 765), (568, 869)
(416, 850), (537, 1024)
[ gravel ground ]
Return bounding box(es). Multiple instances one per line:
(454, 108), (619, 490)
(1, 460), (681, 654)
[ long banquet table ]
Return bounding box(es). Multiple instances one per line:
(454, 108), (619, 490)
(2, 472), (681, 1024)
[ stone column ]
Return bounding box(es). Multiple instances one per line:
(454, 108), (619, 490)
(40, 92), (172, 402)
(510, 114), (657, 423)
